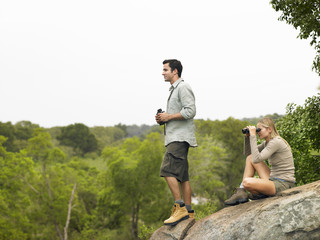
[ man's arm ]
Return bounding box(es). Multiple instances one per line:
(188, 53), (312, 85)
(158, 112), (184, 123)
(179, 83), (196, 119)
(157, 83), (196, 123)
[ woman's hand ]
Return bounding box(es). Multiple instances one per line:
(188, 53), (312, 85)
(247, 125), (257, 136)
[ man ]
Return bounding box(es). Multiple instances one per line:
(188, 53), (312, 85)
(155, 59), (197, 226)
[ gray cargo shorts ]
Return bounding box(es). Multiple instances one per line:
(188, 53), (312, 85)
(160, 141), (190, 182)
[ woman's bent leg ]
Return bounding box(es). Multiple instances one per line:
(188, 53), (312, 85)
(243, 155), (270, 180)
(242, 155), (275, 196)
(225, 155), (272, 205)
(243, 177), (276, 196)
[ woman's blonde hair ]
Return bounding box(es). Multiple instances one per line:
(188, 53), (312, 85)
(258, 117), (279, 139)
(258, 117), (290, 147)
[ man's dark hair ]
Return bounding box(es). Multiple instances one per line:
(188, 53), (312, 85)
(163, 59), (183, 77)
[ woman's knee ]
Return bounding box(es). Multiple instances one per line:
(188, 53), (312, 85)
(246, 155), (256, 167)
(243, 177), (254, 189)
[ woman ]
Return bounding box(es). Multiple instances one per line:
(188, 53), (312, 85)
(224, 117), (296, 206)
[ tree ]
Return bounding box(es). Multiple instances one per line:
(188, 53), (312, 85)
(14, 121), (40, 151)
(0, 121), (40, 152)
(15, 121), (39, 140)
(25, 129), (88, 240)
(90, 126), (126, 151)
(195, 118), (250, 199)
(0, 136), (35, 239)
(114, 123), (128, 137)
(277, 93), (320, 184)
(57, 123), (98, 156)
(27, 128), (53, 162)
(241, 113), (283, 125)
(101, 133), (170, 240)
(0, 121), (16, 152)
(188, 135), (227, 204)
(0, 129), (85, 239)
(271, 0), (320, 76)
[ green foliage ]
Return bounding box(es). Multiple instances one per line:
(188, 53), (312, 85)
(1, 101), (319, 239)
(114, 123), (128, 137)
(101, 133), (170, 239)
(15, 121), (40, 139)
(277, 94), (320, 184)
(14, 121), (40, 150)
(189, 136), (226, 203)
(57, 123), (98, 156)
(0, 121), (39, 152)
(126, 124), (155, 138)
(0, 136), (35, 239)
(241, 113), (283, 125)
(0, 121), (17, 152)
(138, 224), (157, 240)
(18, 128), (102, 239)
(193, 200), (219, 220)
(271, 0), (320, 76)
(27, 128), (53, 162)
(195, 118), (250, 200)
(90, 126), (126, 151)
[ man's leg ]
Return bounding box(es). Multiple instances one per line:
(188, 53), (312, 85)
(181, 180), (194, 218)
(164, 176), (181, 201)
(161, 142), (190, 225)
(163, 177), (189, 226)
(181, 181), (191, 205)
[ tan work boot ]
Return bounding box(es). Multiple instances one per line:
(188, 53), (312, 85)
(188, 210), (195, 219)
(164, 203), (189, 226)
(224, 188), (248, 206)
(169, 204), (177, 217)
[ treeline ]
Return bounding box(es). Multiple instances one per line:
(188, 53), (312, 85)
(0, 114), (282, 158)
(0, 122), (158, 157)
(0, 94), (319, 240)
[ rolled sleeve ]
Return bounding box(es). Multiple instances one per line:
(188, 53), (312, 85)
(179, 83), (196, 119)
(165, 79), (197, 147)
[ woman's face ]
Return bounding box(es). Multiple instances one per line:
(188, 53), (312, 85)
(257, 123), (272, 141)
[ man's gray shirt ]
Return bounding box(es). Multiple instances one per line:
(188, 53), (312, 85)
(165, 78), (197, 147)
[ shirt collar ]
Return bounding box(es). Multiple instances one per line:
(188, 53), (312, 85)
(169, 78), (184, 91)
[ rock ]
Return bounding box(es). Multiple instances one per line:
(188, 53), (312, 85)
(150, 218), (195, 240)
(151, 180), (320, 240)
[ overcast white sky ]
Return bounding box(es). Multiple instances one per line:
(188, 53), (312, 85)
(0, 0), (319, 128)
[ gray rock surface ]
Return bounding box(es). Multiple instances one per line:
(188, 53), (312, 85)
(150, 218), (195, 240)
(150, 180), (320, 240)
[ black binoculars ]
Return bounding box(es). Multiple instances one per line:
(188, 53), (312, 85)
(242, 128), (261, 134)
(156, 109), (166, 125)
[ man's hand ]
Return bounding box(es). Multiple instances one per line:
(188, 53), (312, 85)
(155, 112), (170, 124)
(155, 112), (185, 124)
(155, 113), (162, 124)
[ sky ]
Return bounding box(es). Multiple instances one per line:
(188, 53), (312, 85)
(0, 0), (319, 128)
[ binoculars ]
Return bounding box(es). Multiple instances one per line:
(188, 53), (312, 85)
(242, 128), (261, 134)
(156, 109), (166, 125)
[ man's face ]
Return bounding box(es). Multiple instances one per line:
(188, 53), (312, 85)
(162, 63), (177, 82)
